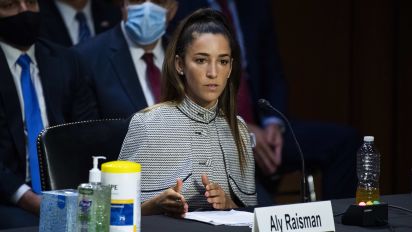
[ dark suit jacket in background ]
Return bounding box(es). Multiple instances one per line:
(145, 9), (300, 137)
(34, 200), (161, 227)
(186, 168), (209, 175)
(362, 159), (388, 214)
(0, 39), (98, 202)
(74, 24), (148, 119)
(38, 0), (121, 47)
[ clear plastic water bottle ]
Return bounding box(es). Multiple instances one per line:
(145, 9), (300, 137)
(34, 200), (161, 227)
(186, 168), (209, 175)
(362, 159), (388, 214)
(356, 136), (380, 204)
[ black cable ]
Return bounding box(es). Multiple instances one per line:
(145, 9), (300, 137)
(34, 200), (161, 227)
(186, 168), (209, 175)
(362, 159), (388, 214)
(376, 217), (395, 232)
(333, 212), (344, 217)
(387, 222), (395, 232)
(258, 99), (308, 202)
(334, 204), (412, 217)
(388, 204), (412, 214)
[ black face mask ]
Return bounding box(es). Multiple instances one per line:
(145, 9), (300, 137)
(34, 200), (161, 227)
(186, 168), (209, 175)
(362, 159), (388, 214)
(0, 11), (40, 47)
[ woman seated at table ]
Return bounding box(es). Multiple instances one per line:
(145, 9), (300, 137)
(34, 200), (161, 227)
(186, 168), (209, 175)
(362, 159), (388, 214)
(118, 8), (257, 217)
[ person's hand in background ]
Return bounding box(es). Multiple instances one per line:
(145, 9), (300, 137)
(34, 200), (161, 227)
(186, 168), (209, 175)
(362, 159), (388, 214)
(17, 190), (41, 216)
(248, 123), (283, 175)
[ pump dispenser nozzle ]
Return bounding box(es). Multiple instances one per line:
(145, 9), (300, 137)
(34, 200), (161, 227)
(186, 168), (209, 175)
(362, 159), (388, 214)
(89, 156), (106, 183)
(78, 156), (111, 231)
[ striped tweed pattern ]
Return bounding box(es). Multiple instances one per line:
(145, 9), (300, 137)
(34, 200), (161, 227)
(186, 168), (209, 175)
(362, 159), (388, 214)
(118, 97), (257, 209)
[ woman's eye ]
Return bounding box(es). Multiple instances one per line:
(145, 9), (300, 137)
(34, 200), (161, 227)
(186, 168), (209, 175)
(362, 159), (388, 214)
(220, 59), (229, 65)
(195, 58), (206, 64)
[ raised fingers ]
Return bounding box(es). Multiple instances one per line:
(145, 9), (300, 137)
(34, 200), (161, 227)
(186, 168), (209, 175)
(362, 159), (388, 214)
(201, 174), (210, 187)
(156, 181), (189, 217)
(205, 185), (222, 197)
(173, 178), (183, 193)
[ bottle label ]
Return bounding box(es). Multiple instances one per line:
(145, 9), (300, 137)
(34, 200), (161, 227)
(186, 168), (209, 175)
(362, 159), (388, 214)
(57, 195), (66, 209)
(79, 188), (93, 195)
(78, 198), (93, 226)
(102, 172), (141, 231)
(110, 200), (134, 226)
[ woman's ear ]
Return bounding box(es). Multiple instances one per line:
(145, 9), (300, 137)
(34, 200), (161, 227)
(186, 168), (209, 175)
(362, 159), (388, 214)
(175, 55), (184, 75)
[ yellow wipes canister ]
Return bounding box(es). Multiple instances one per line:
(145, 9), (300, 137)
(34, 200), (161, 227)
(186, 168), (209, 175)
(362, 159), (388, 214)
(101, 161), (141, 232)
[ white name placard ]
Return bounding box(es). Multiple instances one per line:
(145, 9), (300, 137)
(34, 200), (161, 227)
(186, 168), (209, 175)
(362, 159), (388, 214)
(253, 201), (335, 232)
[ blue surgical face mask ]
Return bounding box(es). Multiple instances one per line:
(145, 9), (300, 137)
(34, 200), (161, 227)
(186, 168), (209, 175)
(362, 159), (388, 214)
(125, 2), (167, 45)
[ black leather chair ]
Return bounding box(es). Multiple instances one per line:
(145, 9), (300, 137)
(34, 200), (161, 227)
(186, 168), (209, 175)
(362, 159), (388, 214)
(36, 118), (131, 191)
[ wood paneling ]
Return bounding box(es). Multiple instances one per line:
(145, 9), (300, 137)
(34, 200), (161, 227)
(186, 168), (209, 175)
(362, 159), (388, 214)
(351, 0), (395, 195)
(272, 0), (352, 123)
(272, 0), (409, 195)
(396, 0), (412, 193)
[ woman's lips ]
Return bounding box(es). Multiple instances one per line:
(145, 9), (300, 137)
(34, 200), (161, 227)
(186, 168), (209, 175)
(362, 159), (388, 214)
(205, 84), (218, 90)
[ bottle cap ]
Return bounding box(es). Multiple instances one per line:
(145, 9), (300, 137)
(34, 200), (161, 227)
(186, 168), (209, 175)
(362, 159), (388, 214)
(102, 160), (141, 173)
(364, 136), (374, 142)
(89, 156), (106, 183)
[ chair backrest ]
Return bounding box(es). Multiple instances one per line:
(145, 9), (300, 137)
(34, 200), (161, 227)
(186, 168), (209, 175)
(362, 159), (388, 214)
(37, 118), (131, 191)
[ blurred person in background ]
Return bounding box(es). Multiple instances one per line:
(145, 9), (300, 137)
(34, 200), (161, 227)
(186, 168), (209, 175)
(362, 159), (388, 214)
(38, 0), (121, 46)
(0, 0), (98, 228)
(74, 0), (178, 118)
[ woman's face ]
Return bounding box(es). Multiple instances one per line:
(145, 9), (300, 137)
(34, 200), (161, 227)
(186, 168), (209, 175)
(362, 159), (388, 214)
(176, 33), (232, 109)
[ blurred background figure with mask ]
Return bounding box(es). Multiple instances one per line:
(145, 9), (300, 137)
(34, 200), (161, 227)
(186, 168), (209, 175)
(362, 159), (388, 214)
(0, 0), (98, 228)
(75, 0), (178, 118)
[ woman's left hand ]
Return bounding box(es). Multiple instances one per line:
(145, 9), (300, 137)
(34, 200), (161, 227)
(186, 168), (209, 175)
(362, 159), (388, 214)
(201, 174), (237, 209)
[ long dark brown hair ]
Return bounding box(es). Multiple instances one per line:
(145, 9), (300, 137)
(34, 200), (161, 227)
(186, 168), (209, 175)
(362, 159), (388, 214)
(161, 8), (246, 171)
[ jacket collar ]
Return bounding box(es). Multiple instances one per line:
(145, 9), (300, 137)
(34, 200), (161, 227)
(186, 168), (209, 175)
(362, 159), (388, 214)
(177, 97), (218, 124)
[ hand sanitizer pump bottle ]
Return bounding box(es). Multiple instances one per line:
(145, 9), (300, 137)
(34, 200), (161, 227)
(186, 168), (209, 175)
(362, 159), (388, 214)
(77, 156), (111, 232)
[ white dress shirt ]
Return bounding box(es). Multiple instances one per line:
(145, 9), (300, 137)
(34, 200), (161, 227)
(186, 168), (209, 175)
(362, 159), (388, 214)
(0, 41), (50, 203)
(54, 0), (95, 45)
(121, 21), (165, 107)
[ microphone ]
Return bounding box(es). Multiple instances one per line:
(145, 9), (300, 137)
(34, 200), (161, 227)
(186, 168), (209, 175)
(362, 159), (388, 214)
(257, 99), (309, 203)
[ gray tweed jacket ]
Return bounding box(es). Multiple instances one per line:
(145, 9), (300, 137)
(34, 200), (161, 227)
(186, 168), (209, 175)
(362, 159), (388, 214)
(118, 97), (257, 207)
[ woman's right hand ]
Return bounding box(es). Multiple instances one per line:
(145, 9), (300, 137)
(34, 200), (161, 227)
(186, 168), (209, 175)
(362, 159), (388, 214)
(142, 178), (188, 218)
